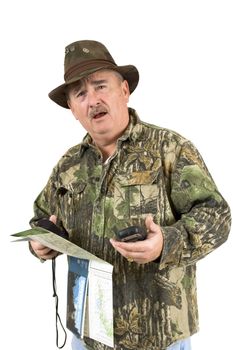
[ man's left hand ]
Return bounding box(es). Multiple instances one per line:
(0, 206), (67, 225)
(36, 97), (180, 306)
(110, 215), (164, 264)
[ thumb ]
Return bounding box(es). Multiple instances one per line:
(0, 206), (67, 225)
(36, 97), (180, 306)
(49, 215), (57, 225)
(145, 214), (157, 233)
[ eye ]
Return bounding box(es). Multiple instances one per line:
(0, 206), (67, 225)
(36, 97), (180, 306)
(76, 90), (86, 98)
(97, 84), (106, 90)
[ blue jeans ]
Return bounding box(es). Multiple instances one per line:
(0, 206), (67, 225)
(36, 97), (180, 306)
(71, 336), (191, 349)
(167, 338), (191, 350)
(71, 337), (87, 349)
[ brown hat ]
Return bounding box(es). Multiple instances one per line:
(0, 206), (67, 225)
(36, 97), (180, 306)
(48, 40), (139, 109)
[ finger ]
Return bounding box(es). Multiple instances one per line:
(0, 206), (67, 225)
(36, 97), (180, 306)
(39, 250), (58, 260)
(36, 246), (52, 253)
(30, 240), (46, 250)
(115, 247), (148, 264)
(110, 239), (146, 253)
(110, 239), (152, 264)
(145, 214), (155, 232)
(145, 215), (161, 236)
(41, 250), (58, 260)
(36, 246), (58, 259)
(110, 244), (138, 261)
(35, 247), (53, 256)
(49, 215), (57, 224)
(110, 239), (132, 256)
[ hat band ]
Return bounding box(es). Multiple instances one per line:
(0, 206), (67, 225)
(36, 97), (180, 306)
(64, 59), (117, 82)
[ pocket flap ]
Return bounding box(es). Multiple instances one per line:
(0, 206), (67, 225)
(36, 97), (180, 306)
(57, 181), (87, 195)
(118, 171), (157, 186)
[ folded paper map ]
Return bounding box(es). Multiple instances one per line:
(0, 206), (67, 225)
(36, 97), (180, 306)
(12, 227), (114, 348)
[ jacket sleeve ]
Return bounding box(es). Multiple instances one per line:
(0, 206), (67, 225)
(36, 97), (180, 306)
(159, 140), (231, 269)
(28, 165), (63, 259)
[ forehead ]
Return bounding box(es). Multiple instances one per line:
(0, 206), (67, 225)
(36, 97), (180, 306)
(67, 69), (122, 93)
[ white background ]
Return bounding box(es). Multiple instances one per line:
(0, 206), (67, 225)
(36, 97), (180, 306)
(0, 1), (232, 349)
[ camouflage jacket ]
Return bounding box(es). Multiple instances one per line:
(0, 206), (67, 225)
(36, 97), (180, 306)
(30, 108), (231, 350)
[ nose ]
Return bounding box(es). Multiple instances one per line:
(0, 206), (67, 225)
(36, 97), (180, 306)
(88, 89), (100, 108)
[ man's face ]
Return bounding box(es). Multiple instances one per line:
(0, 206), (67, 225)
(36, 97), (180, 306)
(67, 70), (130, 144)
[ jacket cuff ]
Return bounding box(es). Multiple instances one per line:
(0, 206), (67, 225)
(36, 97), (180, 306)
(158, 226), (183, 270)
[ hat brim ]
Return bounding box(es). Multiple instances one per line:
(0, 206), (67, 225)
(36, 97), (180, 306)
(48, 64), (139, 109)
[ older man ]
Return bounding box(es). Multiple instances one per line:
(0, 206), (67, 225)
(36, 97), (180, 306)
(29, 40), (231, 350)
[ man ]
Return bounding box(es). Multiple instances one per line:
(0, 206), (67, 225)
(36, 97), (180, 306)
(29, 40), (231, 350)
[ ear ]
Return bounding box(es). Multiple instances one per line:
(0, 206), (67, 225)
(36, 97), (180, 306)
(67, 100), (79, 120)
(122, 80), (130, 102)
(67, 99), (72, 109)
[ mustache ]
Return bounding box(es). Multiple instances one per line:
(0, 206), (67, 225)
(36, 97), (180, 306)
(89, 106), (108, 119)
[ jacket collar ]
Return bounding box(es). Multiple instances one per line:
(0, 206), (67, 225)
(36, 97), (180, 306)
(76, 107), (144, 157)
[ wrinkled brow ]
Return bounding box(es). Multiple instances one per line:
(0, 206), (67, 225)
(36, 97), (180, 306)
(88, 79), (108, 86)
(66, 78), (108, 96)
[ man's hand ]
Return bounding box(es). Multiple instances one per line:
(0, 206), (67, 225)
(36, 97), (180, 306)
(30, 215), (59, 260)
(110, 215), (164, 264)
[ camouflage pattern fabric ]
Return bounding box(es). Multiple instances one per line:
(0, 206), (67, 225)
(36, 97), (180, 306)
(30, 108), (231, 350)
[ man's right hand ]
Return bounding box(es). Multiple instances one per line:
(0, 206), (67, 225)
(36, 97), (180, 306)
(30, 240), (59, 260)
(30, 215), (59, 260)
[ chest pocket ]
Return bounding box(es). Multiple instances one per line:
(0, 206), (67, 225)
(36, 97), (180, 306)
(114, 171), (159, 221)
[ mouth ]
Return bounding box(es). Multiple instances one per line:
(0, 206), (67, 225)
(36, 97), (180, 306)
(92, 112), (107, 120)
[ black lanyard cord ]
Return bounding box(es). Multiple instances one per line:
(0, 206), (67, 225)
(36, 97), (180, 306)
(52, 257), (67, 349)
